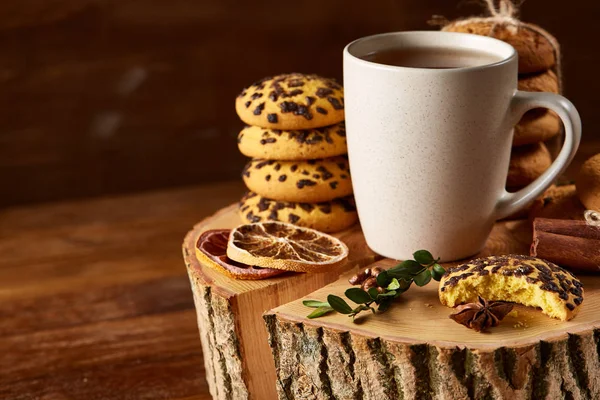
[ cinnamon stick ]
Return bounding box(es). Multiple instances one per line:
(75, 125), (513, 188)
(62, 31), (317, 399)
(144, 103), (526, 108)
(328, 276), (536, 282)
(531, 218), (600, 273)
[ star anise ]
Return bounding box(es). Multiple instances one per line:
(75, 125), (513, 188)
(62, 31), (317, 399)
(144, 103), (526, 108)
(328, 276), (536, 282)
(449, 296), (513, 332)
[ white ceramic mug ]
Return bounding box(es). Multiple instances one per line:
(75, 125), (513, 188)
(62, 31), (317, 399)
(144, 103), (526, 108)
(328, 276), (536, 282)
(343, 31), (581, 261)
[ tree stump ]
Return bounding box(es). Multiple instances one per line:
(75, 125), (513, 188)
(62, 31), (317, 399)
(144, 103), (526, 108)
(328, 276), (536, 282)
(182, 204), (378, 400)
(265, 220), (600, 400)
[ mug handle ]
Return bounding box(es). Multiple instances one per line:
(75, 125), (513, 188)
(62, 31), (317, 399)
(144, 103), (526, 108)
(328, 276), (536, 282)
(494, 91), (582, 220)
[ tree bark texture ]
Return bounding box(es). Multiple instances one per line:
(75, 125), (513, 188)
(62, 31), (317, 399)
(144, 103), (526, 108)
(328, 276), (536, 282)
(264, 314), (600, 400)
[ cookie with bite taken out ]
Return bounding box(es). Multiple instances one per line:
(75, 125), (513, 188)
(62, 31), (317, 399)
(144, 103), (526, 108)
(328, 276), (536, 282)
(439, 254), (583, 321)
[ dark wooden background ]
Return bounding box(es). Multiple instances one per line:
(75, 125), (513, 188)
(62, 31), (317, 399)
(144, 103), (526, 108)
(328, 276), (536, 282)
(1, 0), (599, 207)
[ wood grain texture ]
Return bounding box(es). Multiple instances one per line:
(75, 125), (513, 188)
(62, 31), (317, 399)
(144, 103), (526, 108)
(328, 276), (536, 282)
(266, 220), (600, 399)
(182, 204), (378, 400)
(1, 0), (598, 207)
(0, 181), (246, 399)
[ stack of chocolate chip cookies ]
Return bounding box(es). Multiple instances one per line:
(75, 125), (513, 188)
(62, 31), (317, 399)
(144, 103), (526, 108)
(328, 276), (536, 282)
(443, 20), (561, 192)
(234, 73), (358, 233)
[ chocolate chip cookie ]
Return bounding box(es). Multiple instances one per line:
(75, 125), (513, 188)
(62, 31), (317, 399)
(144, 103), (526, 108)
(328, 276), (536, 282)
(235, 73), (344, 130)
(242, 157), (352, 203)
(238, 192), (358, 233)
(439, 254), (583, 321)
(237, 122), (347, 160)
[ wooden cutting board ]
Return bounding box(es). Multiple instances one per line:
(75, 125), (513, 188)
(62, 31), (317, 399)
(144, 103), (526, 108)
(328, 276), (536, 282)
(182, 204), (379, 400)
(266, 219), (600, 400)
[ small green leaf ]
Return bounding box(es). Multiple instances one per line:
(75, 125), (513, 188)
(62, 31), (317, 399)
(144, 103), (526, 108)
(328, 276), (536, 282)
(367, 287), (380, 300)
(345, 288), (372, 304)
(378, 300), (392, 312)
(433, 263), (446, 276)
(303, 300), (330, 308)
(307, 306), (333, 319)
(387, 278), (400, 291)
(413, 250), (435, 265)
(431, 269), (443, 281)
(398, 278), (412, 290)
(385, 271), (412, 281)
(395, 288), (408, 295)
(388, 260), (423, 277)
(431, 264), (446, 281)
(414, 269), (432, 286)
(327, 294), (353, 314)
(376, 270), (392, 287)
(377, 290), (397, 298)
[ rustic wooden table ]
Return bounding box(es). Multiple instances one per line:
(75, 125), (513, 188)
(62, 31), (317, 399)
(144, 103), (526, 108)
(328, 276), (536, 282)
(0, 181), (246, 400)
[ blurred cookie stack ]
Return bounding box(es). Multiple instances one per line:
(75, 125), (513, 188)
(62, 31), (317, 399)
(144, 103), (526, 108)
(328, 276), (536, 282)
(443, 19), (562, 194)
(234, 73), (358, 233)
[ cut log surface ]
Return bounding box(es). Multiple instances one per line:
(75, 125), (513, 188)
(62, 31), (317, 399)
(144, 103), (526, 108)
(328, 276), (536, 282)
(266, 220), (600, 400)
(182, 204), (378, 400)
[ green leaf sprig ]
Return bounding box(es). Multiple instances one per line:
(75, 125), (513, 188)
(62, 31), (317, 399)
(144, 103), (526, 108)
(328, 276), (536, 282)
(303, 249), (446, 321)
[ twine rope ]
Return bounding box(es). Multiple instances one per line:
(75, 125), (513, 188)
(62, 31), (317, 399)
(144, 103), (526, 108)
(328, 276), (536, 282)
(435, 0), (521, 32)
(482, 0), (520, 27)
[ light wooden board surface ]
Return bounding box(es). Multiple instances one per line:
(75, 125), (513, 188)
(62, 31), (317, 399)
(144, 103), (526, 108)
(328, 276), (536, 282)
(271, 219), (600, 349)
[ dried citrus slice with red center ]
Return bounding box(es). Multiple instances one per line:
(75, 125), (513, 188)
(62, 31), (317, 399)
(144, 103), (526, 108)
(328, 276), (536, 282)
(196, 229), (287, 280)
(226, 222), (349, 272)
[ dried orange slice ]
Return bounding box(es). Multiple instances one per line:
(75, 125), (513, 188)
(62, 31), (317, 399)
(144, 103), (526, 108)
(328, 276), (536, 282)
(196, 229), (287, 280)
(226, 222), (349, 272)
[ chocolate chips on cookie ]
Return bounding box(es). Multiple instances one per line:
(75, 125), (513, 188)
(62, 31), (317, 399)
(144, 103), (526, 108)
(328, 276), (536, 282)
(237, 122), (347, 161)
(235, 73), (345, 130)
(242, 157), (352, 203)
(439, 254), (583, 321)
(235, 73), (356, 233)
(238, 192), (358, 233)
